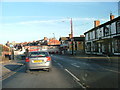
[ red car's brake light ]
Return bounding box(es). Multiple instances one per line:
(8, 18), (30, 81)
(25, 58), (30, 62)
(46, 57), (51, 61)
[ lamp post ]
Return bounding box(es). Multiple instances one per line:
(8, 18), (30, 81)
(53, 33), (55, 45)
(70, 18), (74, 55)
(61, 18), (74, 55)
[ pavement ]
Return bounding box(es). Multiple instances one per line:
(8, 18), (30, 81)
(0, 58), (25, 80)
(0, 49), (26, 80)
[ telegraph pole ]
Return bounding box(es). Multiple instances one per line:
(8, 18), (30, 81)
(71, 18), (73, 38)
(70, 18), (74, 55)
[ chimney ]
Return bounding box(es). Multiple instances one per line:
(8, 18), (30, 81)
(80, 35), (85, 37)
(69, 34), (72, 39)
(110, 13), (114, 20)
(94, 20), (100, 27)
(44, 37), (48, 41)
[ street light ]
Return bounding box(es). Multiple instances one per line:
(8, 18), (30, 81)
(70, 18), (74, 55)
(61, 18), (74, 55)
(53, 33), (55, 45)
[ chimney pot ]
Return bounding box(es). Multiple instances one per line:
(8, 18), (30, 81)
(44, 37), (48, 41)
(80, 35), (85, 37)
(94, 20), (100, 27)
(110, 14), (114, 20)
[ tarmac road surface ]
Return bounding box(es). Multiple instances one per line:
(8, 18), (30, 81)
(2, 54), (119, 88)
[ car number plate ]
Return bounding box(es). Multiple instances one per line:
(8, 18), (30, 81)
(33, 60), (43, 63)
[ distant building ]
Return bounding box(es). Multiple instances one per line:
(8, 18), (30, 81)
(84, 15), (120, 55)
(59, 34), (85, 54)
(48, 38), (60, 45)
(36, 37), (60, 45)
(33, 37), (60, 54)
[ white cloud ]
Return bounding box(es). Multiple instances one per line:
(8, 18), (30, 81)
(2, 17), (109, 25)
(1, 0), (119, 2)
(18, 19), (61, 25)
(19, 17), (109, 24)
(2, 16), (49, 19)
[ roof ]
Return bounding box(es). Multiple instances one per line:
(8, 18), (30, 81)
(84, 16), (120, 34)
(66, 37), (85, 41)
(59, 37), (69, 41)
(59, 37), (85, 41)
(48, 39), (60, 45)
(73, 37), (85, 41)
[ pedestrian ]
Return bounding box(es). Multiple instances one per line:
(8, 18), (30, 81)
(6, 41), (10, 47)
(18, 44), (22, 51)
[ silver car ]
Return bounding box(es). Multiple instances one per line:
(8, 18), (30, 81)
(25, 51), (52, 73)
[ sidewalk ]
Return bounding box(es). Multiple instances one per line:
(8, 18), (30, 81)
(0, 58), (25, 80)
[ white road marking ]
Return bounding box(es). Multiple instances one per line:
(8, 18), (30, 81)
(104, 68), (120, 74)
(75, 80), (86, 89)
(57, 63), (63, 68)
(53, 60), (57, 62)
(71, 63), (80, 68)
(65, 69), (80, 81)
(82, 77), (86, 81)
(52, 56), (65, 60)
(82, 63), (89, 66)
(65, 69), (86, 89)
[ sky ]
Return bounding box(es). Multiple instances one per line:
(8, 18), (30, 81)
(0, 1), (119, 44)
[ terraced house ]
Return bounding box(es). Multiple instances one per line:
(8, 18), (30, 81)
(84, 15), (120, 56)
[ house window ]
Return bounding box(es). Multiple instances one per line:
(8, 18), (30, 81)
(116, 20), (120, 34)
(99, 28), (102, 39)
(95, 29), (98, 39)
(104, 25), (110, 36)
(91, 32), (93, 39)
(88, 33), (90, 40)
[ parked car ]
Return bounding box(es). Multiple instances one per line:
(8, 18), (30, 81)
(25, 51), (52, 73)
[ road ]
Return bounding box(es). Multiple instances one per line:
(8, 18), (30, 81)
(2, 55), (119, 88)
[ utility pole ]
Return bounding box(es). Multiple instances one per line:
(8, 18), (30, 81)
(70, 18), (74, 55)
(71, 18), (73, 38)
